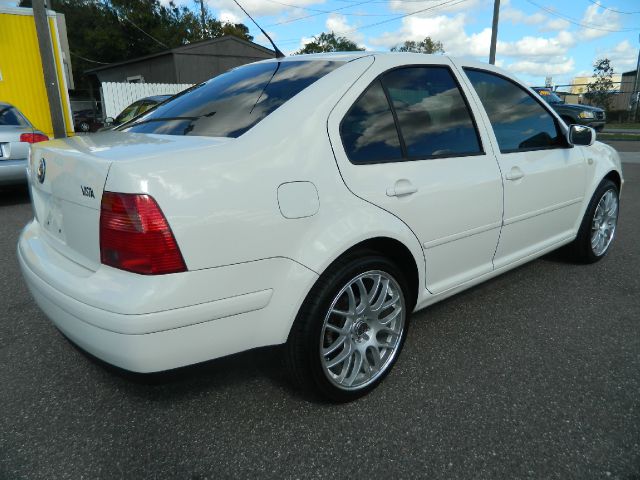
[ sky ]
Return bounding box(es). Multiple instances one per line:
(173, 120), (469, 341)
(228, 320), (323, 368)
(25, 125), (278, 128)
(176, 0), (640, 88)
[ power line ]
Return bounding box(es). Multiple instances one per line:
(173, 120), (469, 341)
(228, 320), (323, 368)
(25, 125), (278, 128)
(117, 13), (169, 49)
(267, 0), (377, 26)
(70, 51), (111, 65)
(262, 0), (396, 16)
(523, 0), (640, 32)
(585, 0), (640, 15)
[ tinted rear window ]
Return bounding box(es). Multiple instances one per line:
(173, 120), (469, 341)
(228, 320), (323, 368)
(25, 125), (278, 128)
(0, 106), (29, 127)
(122, 60), (343, 138)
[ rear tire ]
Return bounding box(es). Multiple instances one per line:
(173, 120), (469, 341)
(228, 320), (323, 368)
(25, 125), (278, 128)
(570, 179), (619, 263)
(284, 251), (410, 402)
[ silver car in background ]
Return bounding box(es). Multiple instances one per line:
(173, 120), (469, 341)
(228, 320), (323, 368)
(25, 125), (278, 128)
(0, 102), (48, 185)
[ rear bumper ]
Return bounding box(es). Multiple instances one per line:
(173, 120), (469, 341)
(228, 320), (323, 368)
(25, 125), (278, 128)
(0, 159), (27, 185)
(18, 220), (318, 372)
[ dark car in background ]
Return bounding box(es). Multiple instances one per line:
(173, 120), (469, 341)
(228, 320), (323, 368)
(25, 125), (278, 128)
(73, 109), (104, 133)
(533, 87), (606, 131)
(101, 95), (172, 130)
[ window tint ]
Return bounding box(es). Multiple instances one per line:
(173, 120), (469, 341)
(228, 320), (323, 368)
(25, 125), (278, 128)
(123, 60), (343, 138)
(464, 69), (564, 152)
(0, 106), (29, 127)
(382, 67), (481, 158)
(340, 79), (403, 164)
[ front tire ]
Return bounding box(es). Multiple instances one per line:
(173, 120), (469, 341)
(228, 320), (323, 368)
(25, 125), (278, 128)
(285, 252), (410, 402)
(570, 179), (619, 263)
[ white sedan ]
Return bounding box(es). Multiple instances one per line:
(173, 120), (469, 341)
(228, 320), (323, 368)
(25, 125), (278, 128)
(18, 53), (622, 402)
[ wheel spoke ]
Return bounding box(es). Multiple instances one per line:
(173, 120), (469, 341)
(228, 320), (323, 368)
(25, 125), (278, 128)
(371, 279), (390, 311)
(345, 351), (363, 387)
(326, 341), (353, 368)
(323, 334), (347, 356)
(378, 307), (402, 326)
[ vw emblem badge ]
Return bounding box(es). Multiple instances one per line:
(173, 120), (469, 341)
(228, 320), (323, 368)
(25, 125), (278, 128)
(37, 158), (46, 184)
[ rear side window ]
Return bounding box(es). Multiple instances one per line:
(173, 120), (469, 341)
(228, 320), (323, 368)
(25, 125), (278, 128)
(0, 106), (29, 127)
(383, 67), (481, 159)
(340, 79), (403, 164)
(122, 60), (343, 138)
(341, 66), (481, 164)
(464, 68), (564, 153)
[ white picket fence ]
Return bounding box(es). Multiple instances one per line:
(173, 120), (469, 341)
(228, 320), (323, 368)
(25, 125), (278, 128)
(101, 82), (193, 118)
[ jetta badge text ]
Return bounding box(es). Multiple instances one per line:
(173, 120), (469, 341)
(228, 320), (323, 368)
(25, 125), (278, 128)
(36, 158), (46, 184)
(81, 185), (95, 198)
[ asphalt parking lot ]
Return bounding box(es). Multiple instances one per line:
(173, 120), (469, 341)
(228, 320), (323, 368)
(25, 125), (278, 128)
(1, 156), (639, 479)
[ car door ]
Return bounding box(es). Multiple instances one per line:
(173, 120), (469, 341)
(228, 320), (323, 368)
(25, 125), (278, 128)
(328, 57), (503, 294)
(459, 66), (586, 269)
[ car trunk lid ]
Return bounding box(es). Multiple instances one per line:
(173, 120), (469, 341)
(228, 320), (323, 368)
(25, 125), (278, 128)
(29, 132), (230, 271)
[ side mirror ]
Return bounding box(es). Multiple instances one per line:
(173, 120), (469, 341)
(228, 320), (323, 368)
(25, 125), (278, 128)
(568, 124), (596, 147)
(104, 117), (114, 125)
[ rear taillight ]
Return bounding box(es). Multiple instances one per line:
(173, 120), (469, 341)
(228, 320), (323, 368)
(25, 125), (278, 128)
(100, 192), (187, 275)
(20, 133), (49, 144)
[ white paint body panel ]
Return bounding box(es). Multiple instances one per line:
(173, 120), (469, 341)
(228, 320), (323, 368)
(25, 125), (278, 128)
(18, 53), (623, 373)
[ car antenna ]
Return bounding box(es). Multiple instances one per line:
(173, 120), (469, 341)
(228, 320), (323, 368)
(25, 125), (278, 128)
(232, 0), (285, 59)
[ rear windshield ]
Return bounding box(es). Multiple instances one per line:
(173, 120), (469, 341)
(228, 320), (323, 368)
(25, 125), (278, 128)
(121, 60), (343, 138)
(0, 106), (29, 127)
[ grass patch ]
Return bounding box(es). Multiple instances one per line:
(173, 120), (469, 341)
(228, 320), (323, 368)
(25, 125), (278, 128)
(605, 123), (640, 130)
(598, 133), (640, 141)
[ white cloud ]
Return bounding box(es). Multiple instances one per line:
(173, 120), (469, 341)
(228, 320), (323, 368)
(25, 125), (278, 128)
(507, 57), (575, 76)
(541, 18), (571, 32)
(578, 4), (621, 40)
(387, 0), (482, 15)
(501, 8), (546, 26)
(207, 0), (325, 18)
(219, 9), (240, 24)
(596, 40), (639, 73)
(325, 13), (364, 44)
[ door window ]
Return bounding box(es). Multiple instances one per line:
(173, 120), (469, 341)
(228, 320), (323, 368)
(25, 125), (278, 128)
(382, 67), (482, 159)
(340, 66), (482, 164)
(464, 68), (565, 153)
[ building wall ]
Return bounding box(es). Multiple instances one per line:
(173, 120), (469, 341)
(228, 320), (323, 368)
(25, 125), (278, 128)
(0, 7), (74, 137)
(94, 55), (177, 84)
(173, 38), (274, 84)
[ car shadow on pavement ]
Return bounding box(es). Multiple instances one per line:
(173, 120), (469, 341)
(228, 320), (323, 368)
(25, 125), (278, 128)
(65, 334), (315, 402)
(0, 185), (30, 206)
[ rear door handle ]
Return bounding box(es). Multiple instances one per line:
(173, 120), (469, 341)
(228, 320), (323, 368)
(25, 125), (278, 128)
(505, 167), (524, 181)
(386, 179), (417, 197)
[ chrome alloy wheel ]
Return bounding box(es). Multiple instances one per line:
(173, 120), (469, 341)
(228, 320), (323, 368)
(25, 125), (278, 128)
(320, 270), (406, 391)
(591, 188), (618, 257)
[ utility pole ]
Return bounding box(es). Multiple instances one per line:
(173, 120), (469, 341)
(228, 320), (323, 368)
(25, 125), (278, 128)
(199, 0), (207, 39)
(633, 33), (640, 122)
(33, 0), (66, 138)
(489, 0), (500, 65)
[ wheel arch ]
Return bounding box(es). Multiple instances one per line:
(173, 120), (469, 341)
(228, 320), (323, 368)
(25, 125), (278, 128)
(323, 236), (420, 311)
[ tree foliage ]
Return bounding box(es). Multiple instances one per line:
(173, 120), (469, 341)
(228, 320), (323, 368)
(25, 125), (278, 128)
(19, 0), (252, 89)
(295, 32), (364, 54)
(586, 58), (615, 111)
(390, 37), (444, 54)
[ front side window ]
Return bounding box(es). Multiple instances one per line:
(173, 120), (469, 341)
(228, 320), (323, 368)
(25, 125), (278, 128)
(464, 69), (564, 153)
(122, 60), (343, 138)
(340, 66), (481, 164)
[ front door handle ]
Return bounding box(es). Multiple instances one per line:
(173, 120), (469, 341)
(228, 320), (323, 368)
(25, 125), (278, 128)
(386, 179), (418, 197)
(505, 167), (525, 181)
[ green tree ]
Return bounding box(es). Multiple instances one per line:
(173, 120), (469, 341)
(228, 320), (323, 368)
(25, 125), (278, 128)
(19, 0), (252, 89)
(390, 37), (444, 54)
(295, 32), (364, 54)
(586, 58), (615, 111)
